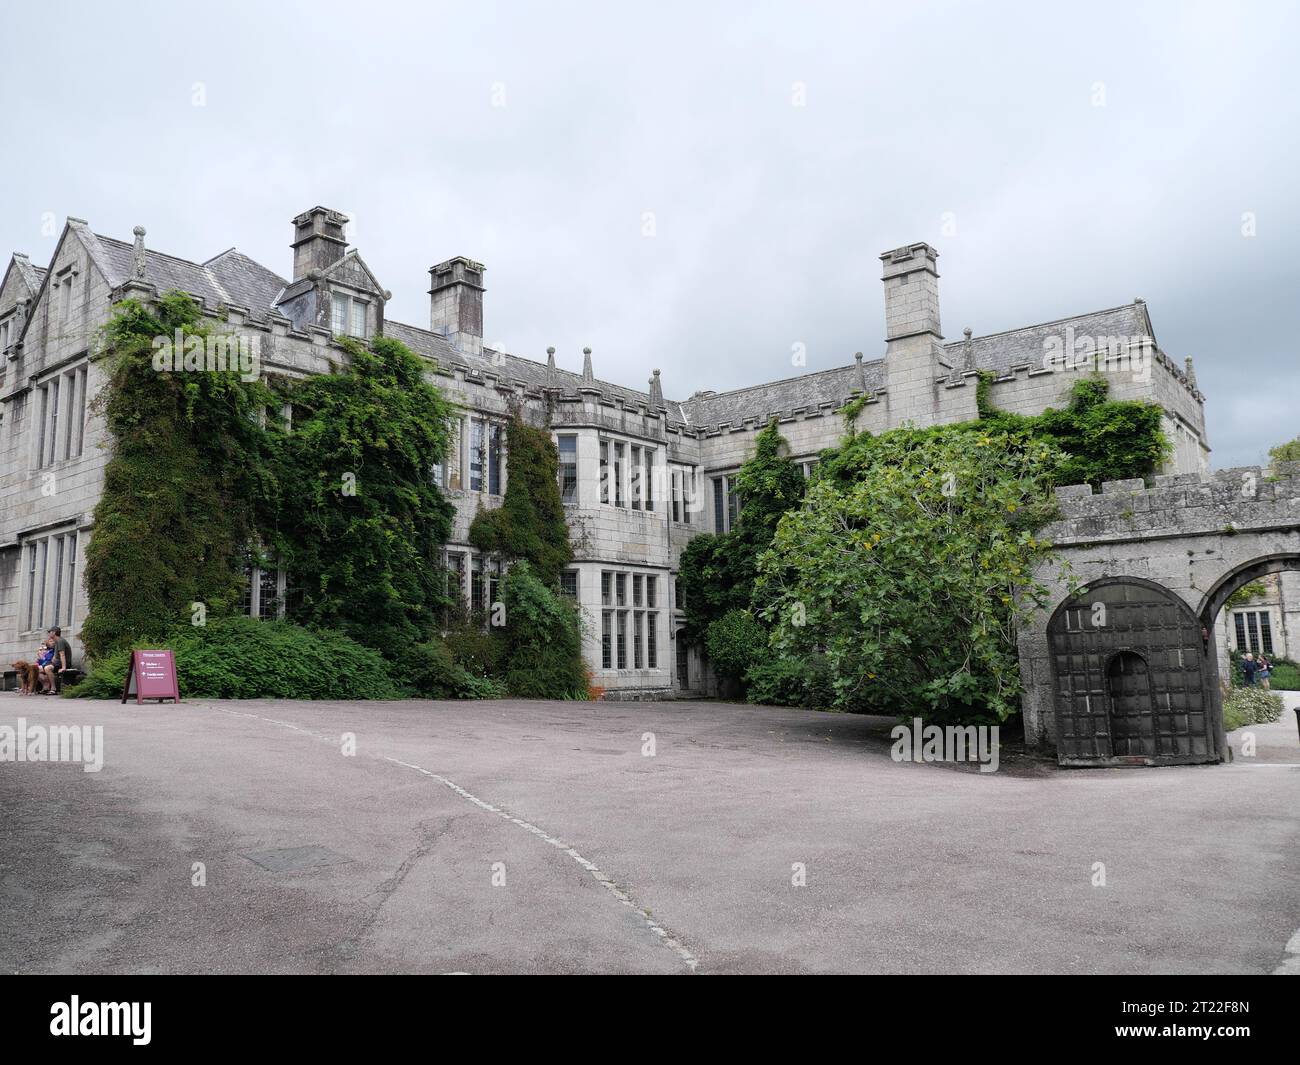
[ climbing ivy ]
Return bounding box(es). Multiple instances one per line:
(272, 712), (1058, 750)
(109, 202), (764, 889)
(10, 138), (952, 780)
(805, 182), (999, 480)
(275, 335), (457, 650)
(468, 415), (573, 587)
(81, 293), (279, 658)
(82, 293), (457, 660)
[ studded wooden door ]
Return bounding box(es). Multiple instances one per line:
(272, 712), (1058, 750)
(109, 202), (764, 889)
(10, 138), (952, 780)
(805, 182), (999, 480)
(1047, 579), (1216, 766)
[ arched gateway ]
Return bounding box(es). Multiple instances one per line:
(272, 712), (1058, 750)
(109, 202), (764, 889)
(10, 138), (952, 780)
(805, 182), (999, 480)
(1018, 465), (1300, 766)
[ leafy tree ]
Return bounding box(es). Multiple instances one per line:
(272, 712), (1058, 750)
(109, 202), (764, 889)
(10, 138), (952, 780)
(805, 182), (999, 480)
(469, 415), (573, 587)
(81, 293), (278, 658)
(276, 335), (455, 650)
(756, 427), (1064, 723)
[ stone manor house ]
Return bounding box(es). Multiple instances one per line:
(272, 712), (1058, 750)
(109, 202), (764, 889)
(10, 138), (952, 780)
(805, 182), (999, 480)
(2, 205), (1287, 697)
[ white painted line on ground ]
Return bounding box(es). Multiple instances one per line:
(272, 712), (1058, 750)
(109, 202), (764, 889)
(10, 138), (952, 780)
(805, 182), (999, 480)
(206, 704), (698, 973)
(385, 756), (698, 972)
(1276, 928), (1300, 975)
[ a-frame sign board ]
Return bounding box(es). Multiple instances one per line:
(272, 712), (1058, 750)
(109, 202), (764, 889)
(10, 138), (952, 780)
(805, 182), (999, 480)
(121, 649), (181, 704)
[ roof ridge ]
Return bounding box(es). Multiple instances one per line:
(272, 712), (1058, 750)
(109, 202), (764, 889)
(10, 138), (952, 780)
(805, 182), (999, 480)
(683, 360), (870, 402)
(943, 302), (1144, 346)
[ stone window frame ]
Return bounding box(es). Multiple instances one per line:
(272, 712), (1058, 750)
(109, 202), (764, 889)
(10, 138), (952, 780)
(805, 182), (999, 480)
(18, 526), (79, 636)
(598, 566), (662, 674)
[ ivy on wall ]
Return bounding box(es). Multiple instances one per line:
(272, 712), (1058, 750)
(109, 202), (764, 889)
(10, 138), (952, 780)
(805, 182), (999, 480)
(467, 415), (573, 588)
(82, 293), (457, 660)
(81, 293), (278, 658)
(275, 335), (457, 650)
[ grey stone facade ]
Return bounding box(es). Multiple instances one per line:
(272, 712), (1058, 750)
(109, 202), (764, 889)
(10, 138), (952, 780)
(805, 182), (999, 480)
(0, 212), (1212, 696)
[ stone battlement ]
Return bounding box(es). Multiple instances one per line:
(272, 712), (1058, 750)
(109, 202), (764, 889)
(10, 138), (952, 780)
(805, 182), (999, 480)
(1045, 463), (1300, 545)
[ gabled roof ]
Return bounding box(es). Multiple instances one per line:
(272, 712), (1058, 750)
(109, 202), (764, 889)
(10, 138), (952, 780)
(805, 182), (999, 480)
(8, 253), (46, 296)
(92, 231), (288, 314)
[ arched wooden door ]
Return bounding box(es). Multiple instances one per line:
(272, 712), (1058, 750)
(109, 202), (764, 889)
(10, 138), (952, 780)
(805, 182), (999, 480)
(1047, 578), (1216, 766)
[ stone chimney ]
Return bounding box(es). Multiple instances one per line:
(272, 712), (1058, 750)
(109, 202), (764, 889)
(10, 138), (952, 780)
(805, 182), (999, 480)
(881, 242), (941, 341)
(291, 206), (349, 280)
(880, 242), (946, 427)
(429, 256), (485, 357)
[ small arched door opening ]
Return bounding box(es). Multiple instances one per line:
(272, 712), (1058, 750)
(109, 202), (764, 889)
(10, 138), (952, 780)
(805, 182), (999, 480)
(1105, 651), (1153, 757)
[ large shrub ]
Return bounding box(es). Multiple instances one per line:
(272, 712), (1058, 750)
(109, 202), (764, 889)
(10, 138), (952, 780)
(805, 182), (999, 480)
(757, 426), (1063, 723)
(745, 654), (835, 708)
(69, 616), (399, 700)
(404, 639), (505, 699)
(497, 561), (587, 698)
(704, 610), (766, 684)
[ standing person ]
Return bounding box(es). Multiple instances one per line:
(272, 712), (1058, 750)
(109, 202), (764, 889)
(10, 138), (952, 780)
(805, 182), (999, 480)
(1257, 654), (1272, 690)
(1242, 652), (1257, 687)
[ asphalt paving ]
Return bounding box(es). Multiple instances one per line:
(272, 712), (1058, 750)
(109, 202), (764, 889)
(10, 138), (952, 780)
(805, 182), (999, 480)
(2, 693), (1297, 974)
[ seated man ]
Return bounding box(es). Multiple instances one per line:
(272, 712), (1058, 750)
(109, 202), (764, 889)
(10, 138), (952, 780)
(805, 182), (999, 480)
(47, 627), (75, 689)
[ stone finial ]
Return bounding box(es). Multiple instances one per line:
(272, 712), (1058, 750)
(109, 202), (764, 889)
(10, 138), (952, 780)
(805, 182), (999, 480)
(132, 225), (147, 279)
(1185, 355), (1198, 390)
(853, 351), (866, 391)
(581, 346), (594, 386)
(545, 345), (556, 389)
(648, 367), (664, 408)
(962, 326), (975, 370)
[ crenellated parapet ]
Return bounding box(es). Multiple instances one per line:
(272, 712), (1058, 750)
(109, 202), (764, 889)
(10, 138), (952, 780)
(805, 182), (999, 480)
(1044, 464), (1300, 545)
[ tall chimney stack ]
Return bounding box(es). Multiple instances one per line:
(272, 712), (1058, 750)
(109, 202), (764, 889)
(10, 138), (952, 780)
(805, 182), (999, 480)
(291, 206), (349, 280)
(429, 256), (485, 357)
(880, 242), (946, 427)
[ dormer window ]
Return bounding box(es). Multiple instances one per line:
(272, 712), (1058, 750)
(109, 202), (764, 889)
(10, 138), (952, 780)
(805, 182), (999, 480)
(330, 292), (367, 339)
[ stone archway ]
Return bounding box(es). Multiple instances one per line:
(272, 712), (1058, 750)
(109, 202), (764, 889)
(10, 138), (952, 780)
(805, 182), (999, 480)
(1016, 464), (1300, 764)
(1046, 577), (1216, 766)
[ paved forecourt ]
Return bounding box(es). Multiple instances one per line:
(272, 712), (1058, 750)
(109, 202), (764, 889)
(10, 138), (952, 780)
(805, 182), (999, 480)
(1, 694), (1297, 974)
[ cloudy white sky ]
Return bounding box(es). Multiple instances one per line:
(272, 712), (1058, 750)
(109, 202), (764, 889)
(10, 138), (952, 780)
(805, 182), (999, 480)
(3, 0), (1296, 466)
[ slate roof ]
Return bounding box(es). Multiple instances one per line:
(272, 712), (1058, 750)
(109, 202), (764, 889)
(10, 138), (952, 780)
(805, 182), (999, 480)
(27, 221), (1180, 430)
(938, 303), (1154, 376)
(385, 318), (658, 411)
(673, 362), (884, 427)
(85, 227), (288, 315)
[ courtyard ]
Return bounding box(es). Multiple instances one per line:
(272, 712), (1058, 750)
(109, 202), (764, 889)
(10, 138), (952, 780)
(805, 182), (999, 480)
(2, 694), (1297, 975)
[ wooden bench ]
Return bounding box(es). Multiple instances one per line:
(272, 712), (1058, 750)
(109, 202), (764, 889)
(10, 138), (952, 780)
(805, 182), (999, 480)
(2, 667), (83, 693)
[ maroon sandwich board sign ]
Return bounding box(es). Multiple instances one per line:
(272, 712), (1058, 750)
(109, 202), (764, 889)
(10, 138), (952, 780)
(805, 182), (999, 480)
(121, 650), (181, 704)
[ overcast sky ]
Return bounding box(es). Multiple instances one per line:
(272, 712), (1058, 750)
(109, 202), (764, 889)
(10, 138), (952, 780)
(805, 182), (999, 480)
(3, 0), (1296, 466)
